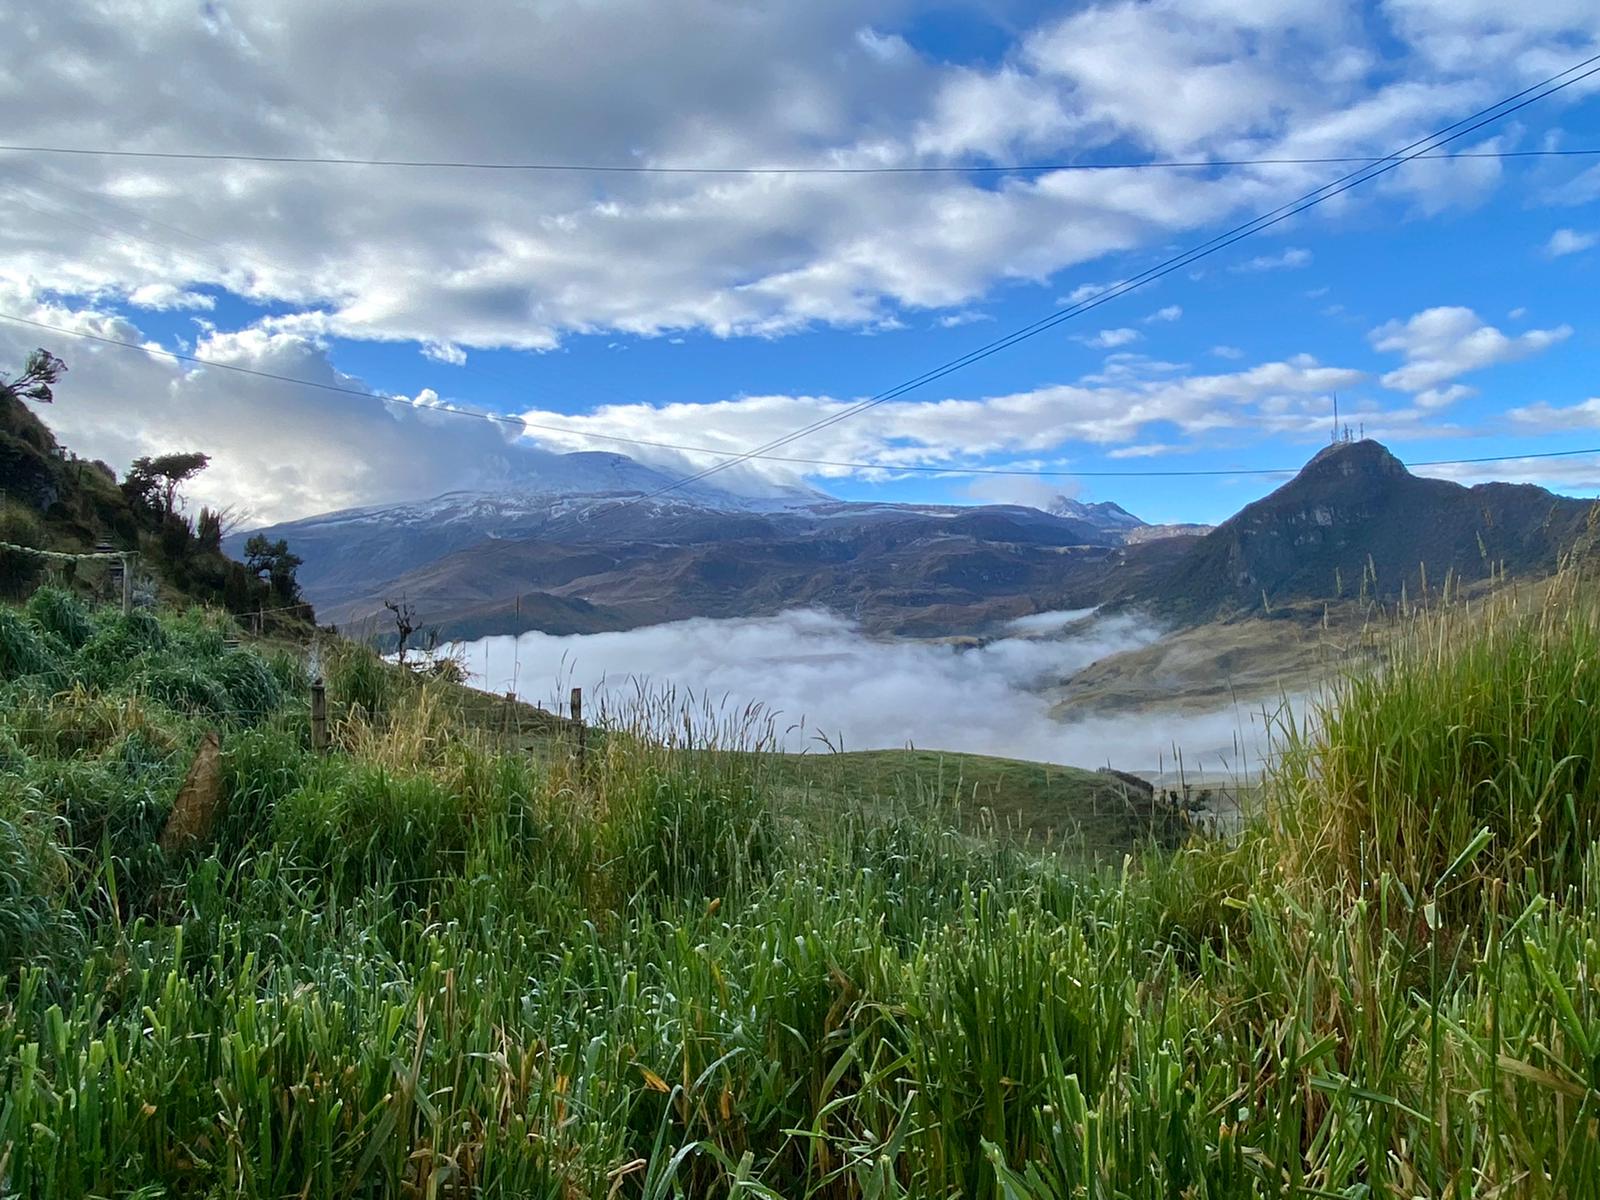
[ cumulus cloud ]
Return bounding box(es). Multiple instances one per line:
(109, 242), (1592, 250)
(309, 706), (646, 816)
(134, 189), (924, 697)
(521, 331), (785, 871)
(454, 609), (1273, 770)
(1371, 306), (1572, 401)
(1416, 454), (1600, 493)
(0, 285), (747, 525)
(1080, 327), (1142, 349)
(1145, 305), (1183, 323)
(510, 353), (1368, 480)
(1508, 397), (1600, 431)
(0, 285), (1405, 519)
(1231, 247), (1313, 272)
(0, 0), (1594, 352)
(935, 310), (992, 328)
(1544, 228), (1598, 257)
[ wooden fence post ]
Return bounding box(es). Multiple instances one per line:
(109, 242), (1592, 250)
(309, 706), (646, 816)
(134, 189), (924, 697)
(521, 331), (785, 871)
(570, 686), (586, 766)
(120, 552), (136, 615)
(310, 677), (328, 753)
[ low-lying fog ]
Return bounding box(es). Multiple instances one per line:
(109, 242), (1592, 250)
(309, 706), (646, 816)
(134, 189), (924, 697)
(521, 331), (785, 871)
(448, 609), (1282, 774)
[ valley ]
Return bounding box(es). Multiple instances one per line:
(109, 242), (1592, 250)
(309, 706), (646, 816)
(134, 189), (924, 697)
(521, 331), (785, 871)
(239, 437), (1595, 775)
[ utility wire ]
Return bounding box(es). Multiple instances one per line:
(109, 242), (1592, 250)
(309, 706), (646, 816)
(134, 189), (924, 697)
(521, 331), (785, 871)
(1, 143), (1597, 175)
(596, 52), (1600, 516)
(5, 56), (1598, 499)
(5, 309), (1599, 484)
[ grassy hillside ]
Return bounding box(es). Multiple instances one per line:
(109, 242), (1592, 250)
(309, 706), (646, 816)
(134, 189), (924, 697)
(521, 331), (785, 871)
(3, 576), (1600, 1196)
(1, 388), (308, 627)
(772, 748), (1191, 851)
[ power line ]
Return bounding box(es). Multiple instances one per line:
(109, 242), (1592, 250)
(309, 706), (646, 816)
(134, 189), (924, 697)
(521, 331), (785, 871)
(2, 142), (1597, 175)
(4, 58), (1597, 499)
(598, 52), (1600, 514)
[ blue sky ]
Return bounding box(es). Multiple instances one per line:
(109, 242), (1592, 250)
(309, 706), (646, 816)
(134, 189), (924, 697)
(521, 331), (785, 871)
(2, 0), (1598, 526)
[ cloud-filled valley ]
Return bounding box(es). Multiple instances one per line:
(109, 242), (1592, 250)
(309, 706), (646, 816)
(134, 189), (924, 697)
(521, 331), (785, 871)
(450, 609), (1281, 773)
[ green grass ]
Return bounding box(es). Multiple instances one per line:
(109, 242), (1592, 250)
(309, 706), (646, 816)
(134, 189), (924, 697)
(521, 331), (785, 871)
(771, 748), (1188, 856)
(1, 579), (1599, 1196)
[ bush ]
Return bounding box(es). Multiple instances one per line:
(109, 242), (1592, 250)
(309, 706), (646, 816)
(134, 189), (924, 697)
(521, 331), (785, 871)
(0, 808), (80, 978)
(272, 762), (481, 901)
(212, 651), (285, 722)
(326, 642), (396, 716)
(0, 499), (46, 599)
(0, 607), (59, 681)
(26, 586), (94, 648)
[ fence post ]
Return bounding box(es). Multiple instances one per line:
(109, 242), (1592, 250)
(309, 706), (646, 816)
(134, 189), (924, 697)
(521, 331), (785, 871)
(504, 690), (516, 738)
(570, 686), (586, 766)
(310, 677), (328, 753)
(120, 552), (136, 615)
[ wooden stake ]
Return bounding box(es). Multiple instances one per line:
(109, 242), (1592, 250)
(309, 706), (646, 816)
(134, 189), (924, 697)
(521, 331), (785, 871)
(310, 678), (328, 752)
(570, 686), (585, 765)
(120, 552), (135, 615)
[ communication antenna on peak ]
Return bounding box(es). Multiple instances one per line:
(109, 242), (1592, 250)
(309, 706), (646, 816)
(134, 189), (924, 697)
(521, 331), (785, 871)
(1331, 394), (1339, 444)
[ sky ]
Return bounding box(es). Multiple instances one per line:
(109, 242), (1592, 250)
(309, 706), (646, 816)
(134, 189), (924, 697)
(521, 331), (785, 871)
(1, 0), (1598, 527)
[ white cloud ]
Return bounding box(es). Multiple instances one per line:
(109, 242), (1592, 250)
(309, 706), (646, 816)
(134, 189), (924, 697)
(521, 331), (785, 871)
(1, 285), (1384, 521)
(1145, 305), (1183, 323)
(1371, 305), (1572, 398)
(1508, 397), (1600, 431)
(1544, 228), (1598, 257)
(963, 475), (1078, 510)
(936, 310), (992, 328)
(512, 353), (1369, 480)
(1107, 443), (1182, 458)
(127, 284), (215, 311)
(455, 609), (1272, 769)
(0, 0), (1593, 351)
(421, 341), (468, 366)
(0, 286), (631, 525)
(1231, 247), (1313, 272)
(1081, 327), (1142, 349)
(1416, 454), (1600, 493)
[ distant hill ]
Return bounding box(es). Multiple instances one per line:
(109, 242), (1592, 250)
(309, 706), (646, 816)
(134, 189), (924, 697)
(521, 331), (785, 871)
(235, 452), (1182, 639)
(229, 438), (1595, 642)
(1136, 439), (1595, 621)
(264, 492), (1172, 640)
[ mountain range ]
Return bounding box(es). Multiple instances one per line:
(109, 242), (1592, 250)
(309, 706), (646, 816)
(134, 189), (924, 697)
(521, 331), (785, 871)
(234, 440), (1593, 641)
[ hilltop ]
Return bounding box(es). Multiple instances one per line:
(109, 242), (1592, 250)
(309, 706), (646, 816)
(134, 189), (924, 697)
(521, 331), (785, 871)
(1130, 438), (1595, 622)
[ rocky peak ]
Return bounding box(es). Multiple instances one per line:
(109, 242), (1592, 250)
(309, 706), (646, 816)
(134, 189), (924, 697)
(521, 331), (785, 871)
(1299, 438), (1410, 484)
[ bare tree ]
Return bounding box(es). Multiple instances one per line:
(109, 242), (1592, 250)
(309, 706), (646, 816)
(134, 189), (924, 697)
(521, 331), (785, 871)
(385, 597), (418, 666)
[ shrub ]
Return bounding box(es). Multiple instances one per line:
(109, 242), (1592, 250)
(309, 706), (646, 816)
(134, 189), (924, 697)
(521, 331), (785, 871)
(211, 650), (285, 722)
(0, 607), (59, 681)
(0, 499), (46, 599)
(326, 642), (395, 717)
(272, 762), (480, 902)
(25, 586), (94, 648)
